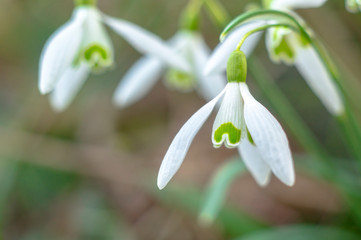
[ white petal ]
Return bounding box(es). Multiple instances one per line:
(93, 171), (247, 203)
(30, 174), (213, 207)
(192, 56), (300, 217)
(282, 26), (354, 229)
(238, 139), (271, 186)
(157, 86), (227, 189)
(190, 33), (226, 100)
(49, 64), (90, 112)
(212, 83), (245, 148)
(204, 21), (265, 76)
(293, 44), (344, 115)
(39, 8), (86, 94)
(103, 16), (191, 73)
(240, 83), (295, 186)
(113, 56), (164, 108)
(270, 0), (327, 10)
(169, 31), (194, 52)
(265, 27), (295, 64)
(81, 8), (114, 67)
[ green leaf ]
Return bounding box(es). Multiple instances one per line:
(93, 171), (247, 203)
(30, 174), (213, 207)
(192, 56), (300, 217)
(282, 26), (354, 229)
(152, 184), (266, 237)
(199, 158), (246, 225)
(234, 225), (359, 240)
(16, 162), (80, 209)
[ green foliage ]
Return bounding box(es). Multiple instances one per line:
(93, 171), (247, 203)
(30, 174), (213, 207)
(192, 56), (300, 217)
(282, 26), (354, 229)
(15, 162), (80, 209)
(199, 159), (246, 225)
(234, 225), (359, 240)
(153, 185), (267, 238)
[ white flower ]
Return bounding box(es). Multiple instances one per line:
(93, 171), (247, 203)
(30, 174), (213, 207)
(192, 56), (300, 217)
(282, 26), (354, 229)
(113, 30), (227, 108)
(345, 0), (361, 13)
(204, 0), (344, 116)
(39, 3), (190, 111)
(158, 50), (294, 189)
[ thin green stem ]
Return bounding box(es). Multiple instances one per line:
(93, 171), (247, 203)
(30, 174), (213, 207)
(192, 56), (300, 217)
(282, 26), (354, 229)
(312, 36), (361, 160)
(221, 9), (361, 160)
(220, 9), (311, 42)
(203, 0), (231, 28)
(180, 0), (205, 31)
(235, 23), (297, 50)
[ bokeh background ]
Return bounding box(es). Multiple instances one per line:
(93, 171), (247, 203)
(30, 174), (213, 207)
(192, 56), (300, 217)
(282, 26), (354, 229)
(0, 0), (361, 239)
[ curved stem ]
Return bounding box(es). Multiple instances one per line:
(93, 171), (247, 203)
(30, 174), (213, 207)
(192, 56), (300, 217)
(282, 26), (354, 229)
(235, 23), (297, 50)
(203, 0), (231, 28)
(220, 9), (311, 42)
(221, 9), (361, 160)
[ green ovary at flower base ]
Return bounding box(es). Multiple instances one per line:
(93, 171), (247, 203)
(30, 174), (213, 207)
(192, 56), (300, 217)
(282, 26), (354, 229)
(75, 0), (97, 6)
(226, 50), (247, 83)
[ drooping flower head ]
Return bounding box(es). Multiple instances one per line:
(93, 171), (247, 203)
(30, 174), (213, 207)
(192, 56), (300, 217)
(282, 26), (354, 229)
(204, 0), (345, 116)
(112, 2), (226, 108)
(39, 0), (189, 111)
(157, 49), (295, 189)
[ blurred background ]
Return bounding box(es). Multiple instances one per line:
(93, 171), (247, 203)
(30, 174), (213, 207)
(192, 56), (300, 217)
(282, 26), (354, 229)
(0, 0), (361, 239)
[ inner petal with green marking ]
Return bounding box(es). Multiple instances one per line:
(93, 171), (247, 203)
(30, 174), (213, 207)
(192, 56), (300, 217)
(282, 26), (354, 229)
(164, 68), (196, 92)
(83, 44), (112, 70)
(212, 83), (244, 149)
(268, 27), (295, 64)
(213, 122), (241, 148)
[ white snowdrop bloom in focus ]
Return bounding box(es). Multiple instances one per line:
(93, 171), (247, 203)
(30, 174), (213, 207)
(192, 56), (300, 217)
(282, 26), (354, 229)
(205, 0), (344, 116)
(39, 0), (190, 111)
(158, 50), (295, 189)
(113, 30), (226, 108)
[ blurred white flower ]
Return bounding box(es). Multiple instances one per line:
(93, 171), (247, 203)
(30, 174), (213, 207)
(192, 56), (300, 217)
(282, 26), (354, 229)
(205, 0), (345, 116)
(345, 0), (361, 13)
(112, 30), (226, 108)
(158, 50), (294, 189)
(39, 2), (189, 111)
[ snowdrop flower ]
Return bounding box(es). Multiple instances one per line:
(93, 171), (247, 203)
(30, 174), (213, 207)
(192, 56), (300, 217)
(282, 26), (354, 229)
(158, 50), (295, 189)
(345, 0), (361, 13)
(39, 0), (189, 111)
(205, 0), (344, 116)
(113, 30), (226, 108)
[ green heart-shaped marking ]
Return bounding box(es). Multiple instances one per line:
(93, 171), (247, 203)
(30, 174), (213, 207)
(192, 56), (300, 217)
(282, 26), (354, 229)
(214, 122), (241, 145)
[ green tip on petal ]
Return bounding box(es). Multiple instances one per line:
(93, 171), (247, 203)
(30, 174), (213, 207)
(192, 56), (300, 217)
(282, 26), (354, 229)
(82, 44), (112, 70)
(84, 44), (108, 61)
(269, 28), (299, 64)
(227, 50), (247, 83)
(165, 69), (196, 92)
(273, 37), (295, 60)
(247, 129), (255, 145)
(75, 0), (97, 6)
(213, 122), (241, 147)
